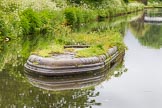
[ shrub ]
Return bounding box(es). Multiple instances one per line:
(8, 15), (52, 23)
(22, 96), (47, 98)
(0, 18), (7, 37)
(64, 7), (77, 25)
(123, 0), (129, 3)
(64, 7), (95, 25)
(75, 8), (84, 24)
(20, 8), (41, 35)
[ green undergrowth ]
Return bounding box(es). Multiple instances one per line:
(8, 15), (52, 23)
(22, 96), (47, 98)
(75, 46), (106, 57)
(32, 30), (125, 57)
(0, 0), (143, 58)
(0, 0), (144, 39)
(147, 0), (162, 7)
(32, 44), (64, 57)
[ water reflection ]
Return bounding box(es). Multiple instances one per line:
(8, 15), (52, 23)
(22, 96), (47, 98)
(24, 52), (125, 91)
(25, 73), (106, 91)
(0, 71), (100, 108)
(0, 11), (141, 108)
(74, 12), (143, 35)
(144, 9), (162, 23)
(145, 8), (162, 17)
(0, 52), (126, 108)
(129, 9), (162, 49)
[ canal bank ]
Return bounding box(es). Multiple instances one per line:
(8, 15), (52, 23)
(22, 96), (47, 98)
(2, 5), (162, 108)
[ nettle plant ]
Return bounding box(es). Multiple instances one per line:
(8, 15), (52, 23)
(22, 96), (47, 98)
(0, 18), (7, 37)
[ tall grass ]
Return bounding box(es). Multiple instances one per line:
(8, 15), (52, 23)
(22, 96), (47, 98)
(0, 0), (144, 57)
(0, 0), (144, 38)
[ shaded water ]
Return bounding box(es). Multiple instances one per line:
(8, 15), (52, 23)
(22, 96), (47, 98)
(1, 9), (162, 108)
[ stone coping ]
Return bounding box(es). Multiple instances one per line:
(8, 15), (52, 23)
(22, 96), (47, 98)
(27, 46), (117, 67)
(25, 53), (124, 91)
(24, 46), (124, 76)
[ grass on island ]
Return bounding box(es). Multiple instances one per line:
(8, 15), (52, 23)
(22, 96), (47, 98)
(32, 30), (126, 57)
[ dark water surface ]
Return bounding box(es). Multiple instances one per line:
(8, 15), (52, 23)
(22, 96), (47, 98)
(1, 9), (162, 108)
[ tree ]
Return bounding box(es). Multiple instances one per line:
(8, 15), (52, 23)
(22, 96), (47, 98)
(133, 0), (148, 5)
(142, 0), (148, 5)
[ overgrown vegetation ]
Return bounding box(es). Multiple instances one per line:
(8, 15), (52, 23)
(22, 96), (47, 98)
(0, 0), (144, 57)
(32, 30), (125, 57)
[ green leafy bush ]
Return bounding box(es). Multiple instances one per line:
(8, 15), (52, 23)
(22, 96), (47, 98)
(20, 8), (41, 35)
(64, 7), (97, 25)
(0, 18), (7, 37)
(64, 7), (77, 25)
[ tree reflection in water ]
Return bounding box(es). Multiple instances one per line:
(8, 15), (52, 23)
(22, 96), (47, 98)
(0, 11), (132, 108)
(0, 59), (127, 108)
(0, 44), (126, 108)
(129, 9), (162, 49)
(0, 67), (100, 108)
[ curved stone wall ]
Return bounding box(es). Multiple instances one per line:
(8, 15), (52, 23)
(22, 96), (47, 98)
(24, 46), (125, 76)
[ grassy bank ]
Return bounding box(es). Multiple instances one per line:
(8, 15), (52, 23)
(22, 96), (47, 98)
(0, 0), (144, 57)
(146, 0), (162, 7)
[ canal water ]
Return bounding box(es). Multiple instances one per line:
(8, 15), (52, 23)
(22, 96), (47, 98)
(0, 9), (162, 108)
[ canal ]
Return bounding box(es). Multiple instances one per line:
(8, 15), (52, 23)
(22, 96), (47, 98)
(0, 9), (162, 108)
